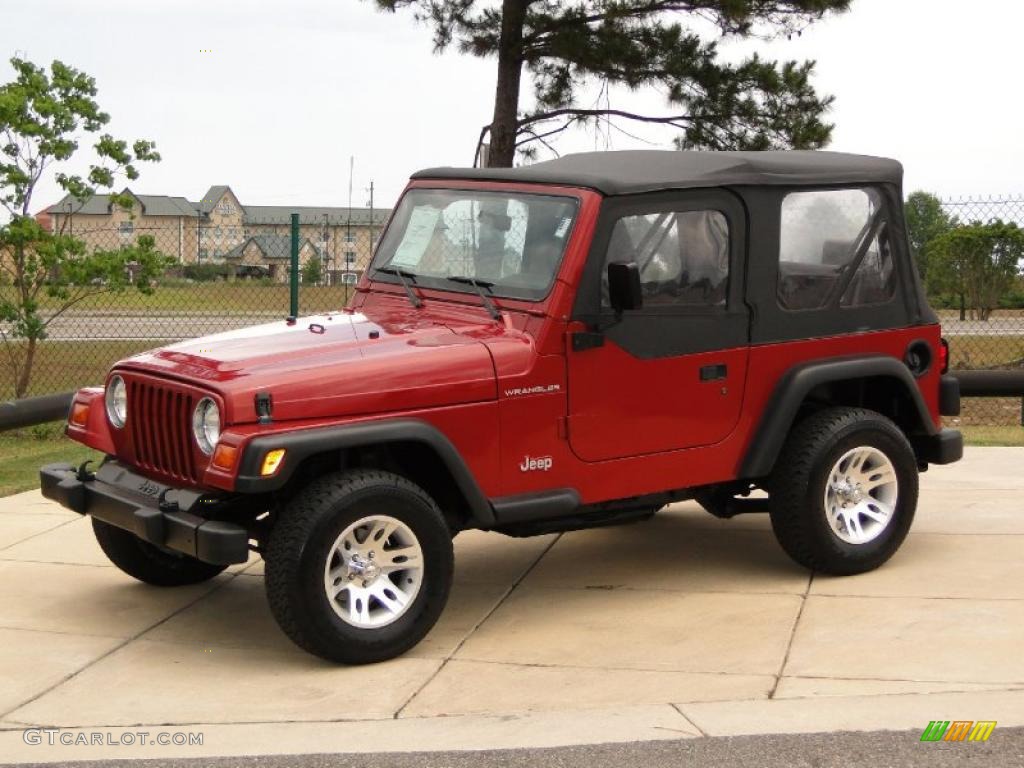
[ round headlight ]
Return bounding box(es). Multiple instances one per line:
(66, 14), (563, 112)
(105, 375), (127, 429)
(192, 398), (221, 455)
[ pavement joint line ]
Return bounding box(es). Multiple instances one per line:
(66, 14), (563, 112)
(804, 592), (1024, 602)
(671, 704), (715, 739)
(900, 531), (1024, 536)
(669, 702), (708, 738)
(421, 656), (781, 678)
(468, 584), (809, 597)
(778, 673), (1024, 686)
(768, 572), (813, 700)
(392, 532), (565, 720)
(0, 516), (79, 553)
(0, 623), (127, 641)
(767, 684), (1024, 702)
(0, 570), (245, 722)
(0, 557), (112, 568)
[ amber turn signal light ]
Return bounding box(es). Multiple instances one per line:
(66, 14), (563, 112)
(211, 443), (238, 471)
(260, 449), (286, 476)
(69, 402), (89, 428)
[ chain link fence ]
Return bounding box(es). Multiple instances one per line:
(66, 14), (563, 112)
(0, 215), (378, 401)
(2, 199), (1022, 429)
(937, 196), (1024, 427)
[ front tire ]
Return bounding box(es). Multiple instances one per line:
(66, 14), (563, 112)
(92, 518), (228, 586)
(768, 407), (918, 575)
(264, 469), (454, 664)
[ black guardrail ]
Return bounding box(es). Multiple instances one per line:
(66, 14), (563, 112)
(0, 391), (73, 432)
(955, 370), (1024, 398)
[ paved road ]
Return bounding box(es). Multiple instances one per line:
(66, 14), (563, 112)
(3, 311), (1024, 342)
(940, 316), (1024, 337)
(8, 728), (1023, 768)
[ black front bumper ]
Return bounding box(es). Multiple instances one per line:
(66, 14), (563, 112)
(915, 428), (964, 466)
(40, 461), (249, 565)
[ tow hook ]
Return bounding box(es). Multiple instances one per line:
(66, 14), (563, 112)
(75, 460), (95, 482)
(157, 488), (180, 514)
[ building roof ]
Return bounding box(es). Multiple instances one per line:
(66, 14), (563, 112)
(411, 150), (904, 196)
(242, 205), (385, 226)
(45, 188), (389, 224)
(223, 234), (321, 261)
(48, 190), (198, 217)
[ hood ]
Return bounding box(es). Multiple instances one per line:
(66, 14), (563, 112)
(118, 307), (499, 423)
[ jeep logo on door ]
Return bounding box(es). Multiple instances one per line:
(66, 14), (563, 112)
(519, 455), (553, 472)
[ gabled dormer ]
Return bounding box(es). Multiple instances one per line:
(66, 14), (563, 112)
(198, 185), (243, 219)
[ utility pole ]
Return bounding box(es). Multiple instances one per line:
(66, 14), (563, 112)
(346, 156), (354, 278)
(366, 180), (375, 255)
(322, 212), (329, 285)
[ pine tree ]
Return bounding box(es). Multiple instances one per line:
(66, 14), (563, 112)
(372, 0), (851, 166)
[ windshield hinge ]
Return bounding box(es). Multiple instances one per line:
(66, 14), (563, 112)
(255, 391), (273, 424)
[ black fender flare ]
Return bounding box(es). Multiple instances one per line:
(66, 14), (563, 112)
(235, 418), (495, 526)
(739, 355), (936, 479)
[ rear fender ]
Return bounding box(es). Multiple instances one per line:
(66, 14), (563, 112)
(739, 355), (936, 479)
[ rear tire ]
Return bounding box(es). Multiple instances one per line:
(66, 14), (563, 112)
(768, 407), (918, 575)
(264, 469), (453, 664)
(92, 518), (228, 586)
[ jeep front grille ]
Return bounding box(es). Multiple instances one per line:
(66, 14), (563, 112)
(128, 380), (198, 484)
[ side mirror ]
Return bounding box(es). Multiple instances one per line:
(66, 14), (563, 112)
(607, 261), (643, 314)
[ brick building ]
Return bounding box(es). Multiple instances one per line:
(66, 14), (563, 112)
(43, 186), (390, 283)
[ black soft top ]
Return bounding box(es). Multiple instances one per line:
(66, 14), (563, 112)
(411, 150), (903, 196)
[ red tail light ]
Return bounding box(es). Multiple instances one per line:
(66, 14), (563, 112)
(939, 338), (949, 374)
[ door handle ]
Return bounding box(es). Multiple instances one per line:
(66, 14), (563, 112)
(699, 363), (727, 381)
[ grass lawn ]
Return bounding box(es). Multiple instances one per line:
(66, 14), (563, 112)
(0, 340), (157, 400)
(0, 422), (1020, 499)
(958, 425), (1024, 447)
(0, 425), (100, 498)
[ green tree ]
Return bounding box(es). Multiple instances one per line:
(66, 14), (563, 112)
(371, 0), (851, 167)
(930, 221), (1024, 322)
(0, 57), (163, 398)
(904, 190), (954, 284)
(303, 254), (323, 285)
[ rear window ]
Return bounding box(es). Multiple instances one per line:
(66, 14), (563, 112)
(778, 188), (897, 311)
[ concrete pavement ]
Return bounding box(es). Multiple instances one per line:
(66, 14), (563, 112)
(0, 447), (1021, 763)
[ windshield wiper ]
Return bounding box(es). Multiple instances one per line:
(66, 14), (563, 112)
(446, 275), (501, 320)
(374, 266), (422, 309)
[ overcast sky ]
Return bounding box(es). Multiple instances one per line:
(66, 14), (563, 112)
(2, 0), (1021, 215)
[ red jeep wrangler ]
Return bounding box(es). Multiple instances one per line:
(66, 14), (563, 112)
(42, 151), (962, 664)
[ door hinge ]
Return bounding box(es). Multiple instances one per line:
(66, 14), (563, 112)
(571, 331), (605, 352)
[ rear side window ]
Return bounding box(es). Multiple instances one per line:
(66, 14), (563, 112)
(602, 209), (730, 308)
(778, 188), (897, 311)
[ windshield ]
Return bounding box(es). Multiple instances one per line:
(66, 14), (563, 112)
(371, 189), (579, 301)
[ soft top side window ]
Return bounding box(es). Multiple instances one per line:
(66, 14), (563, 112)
(602, 209), (730, 309)
(778, 187), (897, 311)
